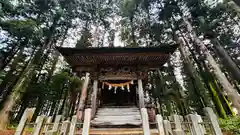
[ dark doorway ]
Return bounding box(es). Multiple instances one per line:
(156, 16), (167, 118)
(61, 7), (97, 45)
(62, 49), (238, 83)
(100, 81), (137, 106)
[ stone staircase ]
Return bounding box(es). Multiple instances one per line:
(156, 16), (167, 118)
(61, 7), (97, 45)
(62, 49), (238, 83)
(91, 106), (142, 128)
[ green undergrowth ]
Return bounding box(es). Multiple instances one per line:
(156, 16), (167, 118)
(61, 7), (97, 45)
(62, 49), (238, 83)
(7, 124), (33, 132)
(219, 116), (240, 135)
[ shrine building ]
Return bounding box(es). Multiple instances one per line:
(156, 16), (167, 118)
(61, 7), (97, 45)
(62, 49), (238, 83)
(57, 45), (178, 130)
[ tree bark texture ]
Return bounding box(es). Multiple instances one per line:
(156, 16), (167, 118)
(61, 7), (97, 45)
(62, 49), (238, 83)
(212, 39), (240, 83)
(183, 18), (240, 115)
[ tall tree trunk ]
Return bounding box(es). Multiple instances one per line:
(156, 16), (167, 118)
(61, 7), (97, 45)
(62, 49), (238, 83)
(14, 92), (30, 122)
(0, 43), (20, 71)
(32, 96), (44, 121)
(108, 29), (115, 47)
(201, 54), (233, 116)
(0, 40), (53, 129)
(47, 27), (69, 81)
(69, 91), (78, 117)
(183, 18), (240, 115)
(130, 17), (137, 47)
(198, 16), (240, 83)
(49, 101), (57, 116)
(156, 69), (168, 116)
(211, 38), (240, 83)
(0, 46), (36, 109)
(0, 94), (15, 129)
(146, 6), (152, 47)
(177, 37), (210, 108)
(0, 47), (24, 95)
(180, 30), (234, 116)
(167, 60), (189, 115)
(0, 12), (59, 126)
(58, 90), (68, 115)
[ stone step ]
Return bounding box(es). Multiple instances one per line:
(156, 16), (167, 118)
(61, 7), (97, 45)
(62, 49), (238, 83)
(101, 106), (138, 108)
(96, 112), (140, 116)
(94, 115), (141, 121)
(91, 120), (142, 126)
(75, 128), (159, 135)
(92, 106), (142, 127)
(97, 108), (139, 113)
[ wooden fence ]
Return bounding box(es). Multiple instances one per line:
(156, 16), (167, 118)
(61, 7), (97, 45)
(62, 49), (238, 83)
(14, 107), (222, 135)
(153, 107), (222, 135)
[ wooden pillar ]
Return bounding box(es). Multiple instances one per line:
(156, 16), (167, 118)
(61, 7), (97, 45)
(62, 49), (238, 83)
(15, 108), (35, 135)
(204, 107), (223, 135)
(141, 108), (150, 135)
(77, 73), (90, 121)
(91, 80), (98, 118)
(60, 120), (70, 135)
(82, 109), (92, 135)
(45, 115), (62, 135)
(43, 116), (52, 133)
(187, 114), (204, 135)
(52, 115), (62, 132)
(33, 115), (45, 135)
(156, 115), (165, 135)
(171, 115), (184, 135)
(35, 116), (40, 124)
(138, 79), (145, 108)
(196, 114), (207, 134)
(163, 120), (173, 135)
(69, 115), (77, 135)
(138, 79), (149, 135)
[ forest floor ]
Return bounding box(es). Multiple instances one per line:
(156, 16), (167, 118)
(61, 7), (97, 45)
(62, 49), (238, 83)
(0, 129), (30, 135)
(0, 130), (15, 135)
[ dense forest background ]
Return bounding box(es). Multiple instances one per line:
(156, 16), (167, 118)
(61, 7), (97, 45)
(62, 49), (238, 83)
(0, 0), (240, 129)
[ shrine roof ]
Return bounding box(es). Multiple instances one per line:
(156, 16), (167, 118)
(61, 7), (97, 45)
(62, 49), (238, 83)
(56, 45), (178, 69)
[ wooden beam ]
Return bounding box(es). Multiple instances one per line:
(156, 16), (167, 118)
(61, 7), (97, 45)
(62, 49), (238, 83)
(91, 80), (98, 118)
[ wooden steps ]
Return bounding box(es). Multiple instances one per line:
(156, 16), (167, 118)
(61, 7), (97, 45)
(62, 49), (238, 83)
(91, 106), (142, 127)
(75, 128), (159, 135)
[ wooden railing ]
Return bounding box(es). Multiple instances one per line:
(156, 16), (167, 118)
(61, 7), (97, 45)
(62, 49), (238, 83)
(14, 107), (222, 135)
(153, 107), (223, 135)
